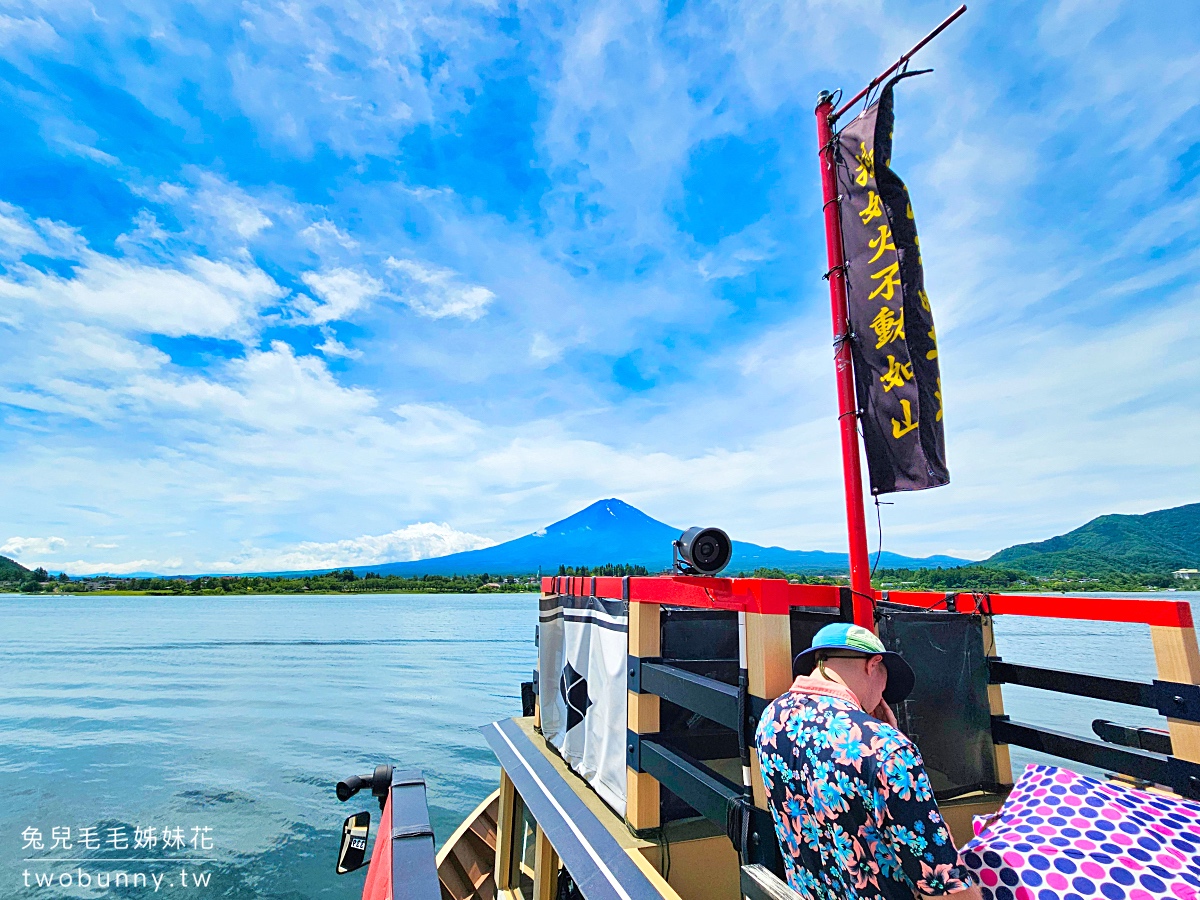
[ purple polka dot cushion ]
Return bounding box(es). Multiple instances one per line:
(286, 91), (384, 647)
(961, 764), (1200, 900)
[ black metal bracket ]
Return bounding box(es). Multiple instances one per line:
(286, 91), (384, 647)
(627, 655), (650, 694)
(627, 729), (642, 771)
(1152, 679), (1200, 722)
(521, 681), (536, 718)
(838, 587), (855, 622)
(1167, 755), (1200, 802)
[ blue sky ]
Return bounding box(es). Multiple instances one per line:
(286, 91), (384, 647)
(1, 0), (1198, 574)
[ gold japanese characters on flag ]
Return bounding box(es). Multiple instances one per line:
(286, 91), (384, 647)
(836, 72), (948, 494)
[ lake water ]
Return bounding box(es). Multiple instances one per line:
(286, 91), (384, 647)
(1, 591), (1196, 898)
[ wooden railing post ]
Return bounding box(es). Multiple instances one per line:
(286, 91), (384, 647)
(532, 825), (558, 900)
(1151, 624), (1200, 763)
(746, 611), (792, 810)
(495, 771), (517, 891)
(981, 616), (1014, 786)
(627, 601), (661, 831)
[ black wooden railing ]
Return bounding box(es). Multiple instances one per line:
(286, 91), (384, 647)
(627, 624), (1200, 888)
(626, 653), (780, 871)
(988, 658), (1200, 799)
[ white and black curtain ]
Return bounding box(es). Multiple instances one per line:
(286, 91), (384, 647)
(538, 593), (628, 816)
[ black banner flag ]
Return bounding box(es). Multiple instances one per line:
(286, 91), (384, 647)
(835, 72), (948, 495)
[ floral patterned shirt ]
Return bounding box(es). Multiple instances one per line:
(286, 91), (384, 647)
(755, 675), (973, 900)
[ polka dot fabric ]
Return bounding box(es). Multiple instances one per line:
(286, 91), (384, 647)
(961, 764), (1200, 900)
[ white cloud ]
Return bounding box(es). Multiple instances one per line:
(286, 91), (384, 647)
(0, 201), (85, 259)
(530, 332), (561, 362)
(203, 189), (273, 238)
(209, 523), (494, 573)
(315, 331), (363, 359)
(1, 536), (66, 558)
(44, 254), (281, 338)
(385, 257), (494, 320)
(298, 267), (384, 324)
(58, 557), (183, 576)
(115, 210), (170, 249)
(220, 0), (507, 157)
(18, 524), (491, 576)
(301, 218), (358, 249)
(0, 13), (60, 51)
(0, 206), (286, 340)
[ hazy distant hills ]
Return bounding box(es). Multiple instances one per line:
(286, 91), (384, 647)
(985, 502), (1200, 575)
(350, 499), (968, 577)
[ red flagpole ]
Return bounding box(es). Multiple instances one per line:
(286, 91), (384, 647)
(815, 93), (874, 627)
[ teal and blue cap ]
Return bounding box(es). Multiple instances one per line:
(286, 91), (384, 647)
(792, 623), (916, 704)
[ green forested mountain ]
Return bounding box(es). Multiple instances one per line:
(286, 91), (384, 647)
(0, 555), (30, 580)
(986, 502), (1200, 575)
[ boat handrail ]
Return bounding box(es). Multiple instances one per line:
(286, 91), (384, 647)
(540, 576), (1195, 628)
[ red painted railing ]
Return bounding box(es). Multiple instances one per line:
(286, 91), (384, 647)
(540, 576), (1195, 628)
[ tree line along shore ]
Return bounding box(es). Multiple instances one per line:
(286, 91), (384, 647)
(0, 560), (1191, 596)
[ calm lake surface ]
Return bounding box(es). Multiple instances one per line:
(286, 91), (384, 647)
(1, 591), (1196, 898)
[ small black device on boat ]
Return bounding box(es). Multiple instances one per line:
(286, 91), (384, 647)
(336, 763), (394, 810)
(673, 526), (732, 575)
(334, 766), (439, 888)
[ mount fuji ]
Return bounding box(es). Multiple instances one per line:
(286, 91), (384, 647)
(348, 499), (968, 577)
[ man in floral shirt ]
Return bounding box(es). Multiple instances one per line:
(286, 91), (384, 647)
(755, 623), (980, 900)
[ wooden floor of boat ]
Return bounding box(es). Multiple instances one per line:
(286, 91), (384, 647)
(436, 791), (500, 900)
